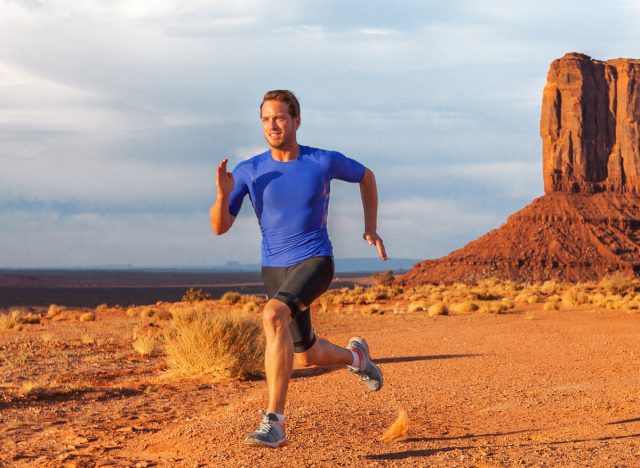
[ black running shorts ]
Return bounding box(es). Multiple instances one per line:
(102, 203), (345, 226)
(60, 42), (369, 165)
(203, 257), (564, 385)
(261, 256), (334, 353)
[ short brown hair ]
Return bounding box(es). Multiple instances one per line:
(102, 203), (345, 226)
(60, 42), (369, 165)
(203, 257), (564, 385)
(260, 90), (300, 118)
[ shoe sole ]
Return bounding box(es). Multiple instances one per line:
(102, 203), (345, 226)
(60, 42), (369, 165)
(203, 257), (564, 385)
(244, 437), (288, 448)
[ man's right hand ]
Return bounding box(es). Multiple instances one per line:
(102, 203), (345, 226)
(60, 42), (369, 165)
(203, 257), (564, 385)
(216, 158), (235, 197)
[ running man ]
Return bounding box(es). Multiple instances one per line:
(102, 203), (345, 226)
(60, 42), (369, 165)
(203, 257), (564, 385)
(210, 90), (387, 448)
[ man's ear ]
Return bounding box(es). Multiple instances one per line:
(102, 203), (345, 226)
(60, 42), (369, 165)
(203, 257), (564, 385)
(295, 116), (301, 129)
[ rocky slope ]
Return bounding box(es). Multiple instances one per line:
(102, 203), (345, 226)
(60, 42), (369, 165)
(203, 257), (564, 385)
(402, 53), (640, 284)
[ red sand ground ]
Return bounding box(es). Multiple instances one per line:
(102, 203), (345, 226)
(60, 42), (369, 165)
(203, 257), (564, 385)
(3, 304), (640, 466)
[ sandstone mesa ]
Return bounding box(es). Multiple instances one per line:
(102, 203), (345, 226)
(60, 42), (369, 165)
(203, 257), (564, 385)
(402, 53), (640, 285)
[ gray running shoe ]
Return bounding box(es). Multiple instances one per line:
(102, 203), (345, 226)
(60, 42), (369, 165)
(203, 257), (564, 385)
(347, 337), (383, 391)
(244, 411), (287, 448)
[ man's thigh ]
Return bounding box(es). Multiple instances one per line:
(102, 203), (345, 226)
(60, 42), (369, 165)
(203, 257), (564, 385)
(261, 256), (334, 352)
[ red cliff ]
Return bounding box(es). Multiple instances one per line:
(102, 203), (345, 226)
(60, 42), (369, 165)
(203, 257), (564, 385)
(401, 53), (640, 285)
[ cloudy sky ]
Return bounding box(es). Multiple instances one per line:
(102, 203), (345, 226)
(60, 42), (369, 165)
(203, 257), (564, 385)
(2, 0), (640, 268)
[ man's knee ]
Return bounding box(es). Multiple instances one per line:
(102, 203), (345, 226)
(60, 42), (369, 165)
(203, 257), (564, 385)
(262, 300), (292, 332)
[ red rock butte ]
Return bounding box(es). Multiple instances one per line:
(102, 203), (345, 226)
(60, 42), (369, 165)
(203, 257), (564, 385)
(401, 52), (640, 284)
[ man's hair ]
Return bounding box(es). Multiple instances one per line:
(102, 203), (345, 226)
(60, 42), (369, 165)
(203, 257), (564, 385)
(260, 90), (300, 118)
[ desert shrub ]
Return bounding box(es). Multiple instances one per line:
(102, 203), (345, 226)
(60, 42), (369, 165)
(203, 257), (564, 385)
(96, 303), (109, 312)
(0, 312), (22, 331)
(372, 270), (395, 286)
(154, 309), (172, 320)
(242, 301), (261, 313)
(81, 334), (95, 345)
(17, 312), (41, 324)
(363, 304), (383, 315)
(526, 294), (541, 304)
(543, 301), (560, 311)
(428, 303), (448, 317)
(133, 335), (161, 356)
(126, 307), (139, 318)
(540, 280), (560, 295)
(562, 285), (589, 307)
(318, 296), (330, 313)
(163, 308), (263, 380)
(407, 301), (428, 313)
(600, 272), (636, 296)
(183, 288), (211, 303)
(450, 302), (479, 313)
(46, 304), (63, 319)
(79, 312), (96, 322)
(41, 332), (55, 344)
(589, 292), (607, 308)
(479, 302), (508, 314)
(220, 291), (242, 305)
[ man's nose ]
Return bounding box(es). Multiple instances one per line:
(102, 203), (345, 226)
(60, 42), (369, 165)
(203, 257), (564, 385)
(269, 118), (278, 129)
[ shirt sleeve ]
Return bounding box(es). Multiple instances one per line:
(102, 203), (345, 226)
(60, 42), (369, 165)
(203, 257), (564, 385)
(228, 164), (250, 217)
(327, 152), (366, 183)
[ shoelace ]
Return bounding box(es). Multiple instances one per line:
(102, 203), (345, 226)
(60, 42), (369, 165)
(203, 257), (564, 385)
(256, 410), (277, 434)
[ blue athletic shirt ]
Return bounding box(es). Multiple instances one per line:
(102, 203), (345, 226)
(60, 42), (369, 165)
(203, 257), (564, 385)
(228, 145), (366, 267)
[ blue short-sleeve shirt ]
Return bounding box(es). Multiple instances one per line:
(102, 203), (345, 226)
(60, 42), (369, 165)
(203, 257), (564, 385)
(228, 145), (366, 267)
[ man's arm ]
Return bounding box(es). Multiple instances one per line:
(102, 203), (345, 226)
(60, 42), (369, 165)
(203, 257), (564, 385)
(359, 167), (388, 260)
(210, 158), (236, 235)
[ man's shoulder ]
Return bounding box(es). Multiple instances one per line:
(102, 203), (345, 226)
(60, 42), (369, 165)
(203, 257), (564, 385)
(234, 151), (270, 171)
(301, 145), (345, 160)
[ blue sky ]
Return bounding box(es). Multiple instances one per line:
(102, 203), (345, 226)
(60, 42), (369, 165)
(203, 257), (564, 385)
(2, 0), (640, 267)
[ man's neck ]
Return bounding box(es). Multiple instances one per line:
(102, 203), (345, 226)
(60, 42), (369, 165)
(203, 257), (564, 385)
(270, 143), (300, 162)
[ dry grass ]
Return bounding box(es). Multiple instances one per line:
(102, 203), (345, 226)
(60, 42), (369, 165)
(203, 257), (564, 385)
(41, 332), (55, 344)
(427, 303), (448, 317)
(380, 410), (409, 442)
(220, 291), (242, 305)
(133, 335), (161, 356)
(163, 306), (263, 380)
(79, 311), (96, 322)
(407, 301), (428, 313)
(543, 301), (560, 311)
(46, 304), (63, 319)
(242, 301), (261, 314)
(0, 311), (23, 331)
(450, 302), (479, 313)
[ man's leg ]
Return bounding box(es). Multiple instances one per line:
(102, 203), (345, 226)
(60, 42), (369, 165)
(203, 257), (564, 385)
(245, 299), (292, 448)
(262, 299), (293, 414)
(295, 338), (352, 367)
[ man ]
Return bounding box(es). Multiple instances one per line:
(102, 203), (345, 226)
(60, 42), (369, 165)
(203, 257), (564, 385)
(210, 90), (387, 448)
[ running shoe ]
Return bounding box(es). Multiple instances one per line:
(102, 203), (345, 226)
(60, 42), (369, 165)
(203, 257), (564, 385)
(347, 337), (383, 391)
(244, 411), (287, 448)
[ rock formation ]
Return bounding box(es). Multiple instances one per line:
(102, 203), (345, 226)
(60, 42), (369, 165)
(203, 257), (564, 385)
(401, 53), (640, 284)
(542, 53), (640, 194)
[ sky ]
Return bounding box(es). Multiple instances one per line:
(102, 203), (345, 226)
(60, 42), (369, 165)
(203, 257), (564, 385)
(2, 0), (640, 268)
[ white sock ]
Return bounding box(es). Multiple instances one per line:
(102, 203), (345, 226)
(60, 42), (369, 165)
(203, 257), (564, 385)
(351, 349), (361, 369)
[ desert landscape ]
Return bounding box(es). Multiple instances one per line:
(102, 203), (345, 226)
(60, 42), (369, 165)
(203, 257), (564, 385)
(3, 52), (640, 466)
(3, 276), (640, 466)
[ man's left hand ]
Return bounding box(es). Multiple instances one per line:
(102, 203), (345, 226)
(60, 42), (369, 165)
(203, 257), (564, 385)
(363, 230), (388, 261)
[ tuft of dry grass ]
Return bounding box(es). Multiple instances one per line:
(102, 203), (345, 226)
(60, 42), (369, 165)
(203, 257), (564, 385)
(407, 301), (428, 313)
(81, 334), (95, 345)
(46, 304), (63, 319)
(380, 410), (409, 442)
(41, 332), (55, 344)
(543, 301), (560, 311)
(242, 301), (261, 314)
(600, 272), (636, 296)
(133, 335), (161, 356)
(0, 311), (23, 331)
(220, 291), (242, 305)
(450, 302), (479, 313)
(163, 307), (263, 380)
(79, 311), (96, 322)
(427, 303), (448, 317)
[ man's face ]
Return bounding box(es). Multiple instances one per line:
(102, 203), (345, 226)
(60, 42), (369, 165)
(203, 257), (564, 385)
(261, 100), (300, 150)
